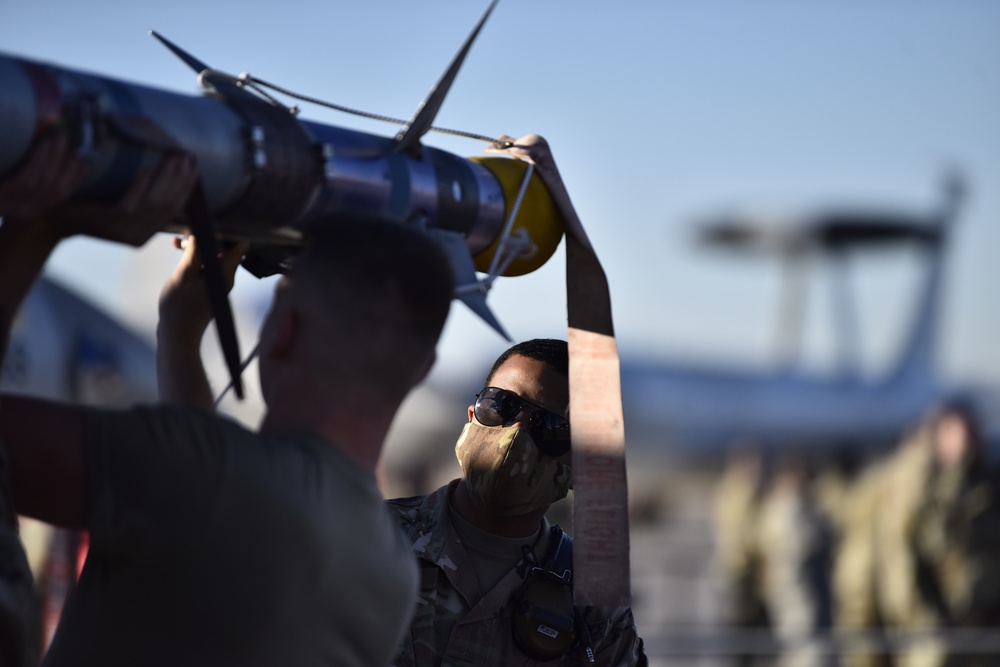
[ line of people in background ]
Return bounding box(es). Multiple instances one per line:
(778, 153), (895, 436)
(715, 400), (1000, 667)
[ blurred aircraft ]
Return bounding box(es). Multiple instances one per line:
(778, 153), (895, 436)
(1, 275), (157, 405)
(618, 175), (1000, 462)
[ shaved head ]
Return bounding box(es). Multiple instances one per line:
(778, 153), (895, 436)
(267, 215), (455, 404)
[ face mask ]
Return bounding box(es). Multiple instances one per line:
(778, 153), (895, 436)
(455, 421), (572, 516)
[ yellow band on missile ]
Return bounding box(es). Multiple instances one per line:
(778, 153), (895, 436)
(469, 156), (566, 277)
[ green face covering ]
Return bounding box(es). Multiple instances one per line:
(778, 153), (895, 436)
(455, 421), (572, 516)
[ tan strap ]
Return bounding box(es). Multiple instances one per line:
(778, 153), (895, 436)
(565, 216), (631, 608)
(485, 134), (631, 607)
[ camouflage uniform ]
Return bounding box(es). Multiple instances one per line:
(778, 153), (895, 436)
(830, 459), (892, 667)
(713, 450), (769, 666)
(756, 466), (836, 667)
(387, 480), (647, 666)
(898, 460), (1000, 667)
(873, 418), (1000, 667)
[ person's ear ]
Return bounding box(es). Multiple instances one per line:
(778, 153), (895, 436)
(264, 309), (298, 360)
(467, 405), (475, 422)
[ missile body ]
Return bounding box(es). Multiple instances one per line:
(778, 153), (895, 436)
(0, 0), (564, 395)
(0, 6), (566, 356)
(0, 52), (508, 261)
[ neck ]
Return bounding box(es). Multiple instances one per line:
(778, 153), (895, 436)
(259, 387), (395, 475)
(451, 479), (548, 538)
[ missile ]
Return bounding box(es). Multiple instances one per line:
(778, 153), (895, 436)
(0, 0), (566, 397)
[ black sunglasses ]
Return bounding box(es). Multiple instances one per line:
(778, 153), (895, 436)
(473, 386), (571, 457)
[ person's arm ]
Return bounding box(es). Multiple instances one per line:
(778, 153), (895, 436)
(0, 136), (197, 370)
(0, 134), (85, 370)
(0, 135), (197, 526)
(0, 396), (87, 528)
(157, 234), (247, 408)
(0, 137), (88, 527)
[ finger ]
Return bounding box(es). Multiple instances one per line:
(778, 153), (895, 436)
(141, 158), (174, 204)
(163, 233), (201, 284)
(116, 152), (194, 220)
(49, 153), (87, 202)
(218, 240), (249, 287)
(179, 234), (202, 279)
(33, 135), (84, 197)
(483, 133), (518, 155)
(144, 153), (197, 210)
(23, 134), (67, 182)
(504, 136), (538, 157)
(0, 134), (82, 216)
(173, 156), (199, 205)
(115, 168), (155, 216)
(514, 133), (545, 148)
(482, 133), (545, 165)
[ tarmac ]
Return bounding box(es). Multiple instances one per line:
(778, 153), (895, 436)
(628, 468), (737, 667)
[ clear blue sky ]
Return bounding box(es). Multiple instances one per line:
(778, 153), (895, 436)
(2, 0), (998, 391)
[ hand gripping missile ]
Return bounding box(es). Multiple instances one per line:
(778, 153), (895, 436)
(0, 0), (566, 397)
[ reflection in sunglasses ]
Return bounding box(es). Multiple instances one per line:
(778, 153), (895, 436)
(474, 387), (571, 457)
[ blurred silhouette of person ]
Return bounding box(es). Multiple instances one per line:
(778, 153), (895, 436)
(828, 450), (893, 667)
(874, 400), (1000, 667)
(756, 454), (836, 667)
(714, 442), (771, 666)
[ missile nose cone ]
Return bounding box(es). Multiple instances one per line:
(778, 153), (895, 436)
(470, 156), (566, 277)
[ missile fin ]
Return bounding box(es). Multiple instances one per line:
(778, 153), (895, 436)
(186, 181), (246, 400)
(149, 30), (211, 75)
(149, 31), (252, 101)
(458, 289), (511, 342)
(393, 0), (499, 154)
(430, 228), (512, 341)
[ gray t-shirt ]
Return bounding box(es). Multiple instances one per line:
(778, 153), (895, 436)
(447, 503), (541, 597)
(42, 405), (417, 667)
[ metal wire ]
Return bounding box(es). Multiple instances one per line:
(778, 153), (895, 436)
(202, 67), (526, 405)
(213, 342), (260, 408)
(199, 69), (510, 147)
(487, 162), (535, 278)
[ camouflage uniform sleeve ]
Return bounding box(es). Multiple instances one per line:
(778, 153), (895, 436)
(584, 605), (648, 667)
